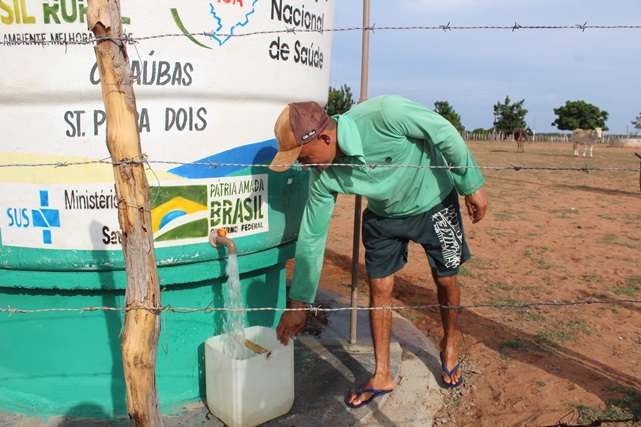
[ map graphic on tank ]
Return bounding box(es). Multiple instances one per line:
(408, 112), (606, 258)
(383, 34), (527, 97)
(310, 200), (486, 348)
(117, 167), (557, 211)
(209, 0), (258, 46)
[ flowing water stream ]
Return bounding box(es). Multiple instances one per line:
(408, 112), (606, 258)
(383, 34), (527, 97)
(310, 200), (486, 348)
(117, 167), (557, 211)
(221, 253), (250, 359)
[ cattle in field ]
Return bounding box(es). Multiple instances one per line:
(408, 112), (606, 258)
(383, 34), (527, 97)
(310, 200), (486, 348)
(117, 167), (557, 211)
(572, 128), (603, 157)
(513, 128), (533, 153)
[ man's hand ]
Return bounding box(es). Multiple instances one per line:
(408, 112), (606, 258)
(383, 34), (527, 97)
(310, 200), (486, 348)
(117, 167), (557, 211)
(464, 187), (489, 224)
(276, 300), (307, 346)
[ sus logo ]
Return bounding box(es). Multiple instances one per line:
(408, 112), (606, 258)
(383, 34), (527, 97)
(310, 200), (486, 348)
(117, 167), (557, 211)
(210, 0), (258, 46)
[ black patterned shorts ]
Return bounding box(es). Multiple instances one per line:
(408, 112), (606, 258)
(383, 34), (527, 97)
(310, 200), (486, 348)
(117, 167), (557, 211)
(362, 188), (470, 279)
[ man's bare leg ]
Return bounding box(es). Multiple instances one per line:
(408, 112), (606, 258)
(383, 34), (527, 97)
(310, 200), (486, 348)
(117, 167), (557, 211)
(433, 269), (462, 386)
(346, 275), (396, 406)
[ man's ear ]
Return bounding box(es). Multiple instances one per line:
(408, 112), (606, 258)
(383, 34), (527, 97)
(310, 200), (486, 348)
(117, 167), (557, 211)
(317, 133), (331, 145)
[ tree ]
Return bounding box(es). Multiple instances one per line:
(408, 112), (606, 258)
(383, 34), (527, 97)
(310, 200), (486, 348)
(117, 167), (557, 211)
(632, 112), (641, 135)
(551, 100), (609, 131)
(326, 84), (355, 116)
(434, 100), (465, 132)
(471, 127), (490, 134)
(493, 96), (528, 133)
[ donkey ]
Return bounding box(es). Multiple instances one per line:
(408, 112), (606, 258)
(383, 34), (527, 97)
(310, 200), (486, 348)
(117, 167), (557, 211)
(513, 127), (533, 153)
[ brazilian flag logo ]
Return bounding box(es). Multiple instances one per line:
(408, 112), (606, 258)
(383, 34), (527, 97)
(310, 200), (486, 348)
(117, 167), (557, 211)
(150, 185), (208, 242)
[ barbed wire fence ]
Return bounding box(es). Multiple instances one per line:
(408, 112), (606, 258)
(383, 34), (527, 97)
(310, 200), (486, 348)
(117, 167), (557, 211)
(3, 23), (641, 47)
(3, 21), (641, 427)
(1, 159), (640, 211)
(2, 157), (640, 312)
(3, 296), (641, 316)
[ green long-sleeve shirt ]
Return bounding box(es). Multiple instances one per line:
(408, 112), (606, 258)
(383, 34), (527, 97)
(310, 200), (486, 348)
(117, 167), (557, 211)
(289, 95), (485, 303)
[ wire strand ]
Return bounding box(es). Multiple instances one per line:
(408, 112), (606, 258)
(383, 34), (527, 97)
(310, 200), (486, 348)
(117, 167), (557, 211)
(2, 23), (641, 47)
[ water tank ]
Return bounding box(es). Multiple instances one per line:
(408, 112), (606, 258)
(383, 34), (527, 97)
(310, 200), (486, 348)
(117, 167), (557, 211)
(0, 0), (334, 419)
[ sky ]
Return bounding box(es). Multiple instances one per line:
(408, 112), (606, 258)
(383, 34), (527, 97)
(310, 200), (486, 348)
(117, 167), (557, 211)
(328, 0), (641, 135)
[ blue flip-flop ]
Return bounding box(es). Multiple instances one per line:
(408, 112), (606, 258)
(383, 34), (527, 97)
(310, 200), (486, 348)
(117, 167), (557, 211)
(440, 352), (463, 388)
(344, 387), (393, 408)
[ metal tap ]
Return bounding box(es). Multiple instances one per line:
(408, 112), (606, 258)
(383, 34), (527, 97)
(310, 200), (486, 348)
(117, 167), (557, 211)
(209, 228), (237, 254)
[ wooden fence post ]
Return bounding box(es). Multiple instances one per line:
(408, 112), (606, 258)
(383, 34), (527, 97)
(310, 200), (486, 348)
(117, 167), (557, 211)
(634, 153), (641, 191)
(87, 1), (164, 425)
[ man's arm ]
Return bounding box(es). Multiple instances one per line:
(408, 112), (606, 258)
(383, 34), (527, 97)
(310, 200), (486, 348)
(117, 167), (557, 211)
(287, 176), (337, 303)
(276, 175), (337, 345)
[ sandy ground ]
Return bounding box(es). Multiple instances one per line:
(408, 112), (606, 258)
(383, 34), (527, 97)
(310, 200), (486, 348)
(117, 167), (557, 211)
(292, 140), (641, 427)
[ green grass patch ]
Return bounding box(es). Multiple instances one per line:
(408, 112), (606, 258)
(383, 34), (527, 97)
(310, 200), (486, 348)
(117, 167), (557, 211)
(404, 313), (420, 321)
(493, 211), (514, 221)
(599, 234), (639, 249)
(537, 319), (591, 346)
(538, 329), (576, 345)
(499, 337), (537, 354)
(524, 312), (546, 322)
(524, 249), (553, 270)
(565, 319), (591, 335)
(607, 386), (641, 417)
(548, 207), (580, 216)
(489, 281), (512, 291)
(485, 295), (530, 318)
(486, 294), (525, 307)
(614, 275), (641, 296)
(624, 213), (641, 225)
(571, 403), (631, 425)
(593, 292), (611, 299)
(572, 389), (641, 425)
(580, 273), (597, 282)
(458, 265), (475, 278)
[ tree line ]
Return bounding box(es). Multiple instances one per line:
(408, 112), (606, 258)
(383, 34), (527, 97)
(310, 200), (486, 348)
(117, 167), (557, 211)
(327, 85), (641, 136)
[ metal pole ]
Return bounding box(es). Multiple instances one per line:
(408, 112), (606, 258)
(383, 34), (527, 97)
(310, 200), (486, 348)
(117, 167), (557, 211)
(358, 0), (370, 105)
(350, 0), (370, 344)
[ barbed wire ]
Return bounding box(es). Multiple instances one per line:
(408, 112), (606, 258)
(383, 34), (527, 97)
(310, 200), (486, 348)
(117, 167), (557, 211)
(2, 23), (641, 47)
(3, 297), (641, 317)
(1, 158), (640, 173)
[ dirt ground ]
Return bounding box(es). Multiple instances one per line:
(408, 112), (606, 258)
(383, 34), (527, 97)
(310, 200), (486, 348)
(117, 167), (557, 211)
(290, 140), (641, 427)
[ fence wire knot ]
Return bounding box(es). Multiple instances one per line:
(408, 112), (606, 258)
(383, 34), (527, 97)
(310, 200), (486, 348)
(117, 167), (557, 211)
(577, 21), (588, 32)
(122, 31), (136, 45)
(203, 301), (215, 314)
(512, 21), (522, 31)
(7, 306), (20, 317)
(440, 22), (451, 32)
